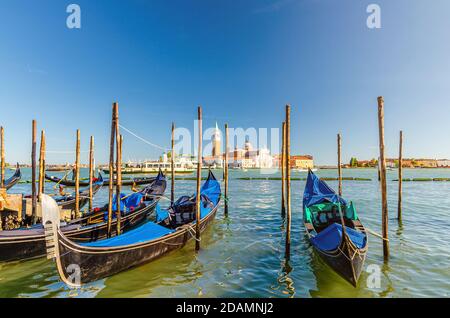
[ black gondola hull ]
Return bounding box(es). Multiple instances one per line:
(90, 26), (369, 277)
(56, 205), (218, 285)
(309, 231), (367, 287)
(4, 164), (21, 190)
(45, 174), (155, 187)
(0, 174), (166, 262)
(0, 201), (159, 262)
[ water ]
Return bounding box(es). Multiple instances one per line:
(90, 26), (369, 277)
(1, 168), (449, 298)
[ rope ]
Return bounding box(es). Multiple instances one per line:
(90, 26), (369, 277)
(46, 150), (89, 154)
(220, 194), (229, 203)
(119, 124), (169, 151)
(186, 224), (201, 242)
(366, 228), (389, 241)
(53, 169), (73, 189)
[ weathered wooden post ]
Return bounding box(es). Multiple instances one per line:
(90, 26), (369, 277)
(31, 120), (37, 224)
(0, 126), (4, 188)
(88, 136), (94, 211)
(38, 130), (46, 200)
(171, 122), (175, 205)
(285, 105), (291, 259)
(41, 132), (46, 195)
(281, 122), (286, 216)
(377, 157), (381, 182)
(377, 96), (389, 260)
(116, 134), (123, 235)
(107, 103), (116, 237)
(195, 106), (203, 251)
(114, 103), (122, 236)
(337, 133), (342, 196)
(74, 129), (80, 219)
(224, 123), (229, 216)
(398, 130), (403, 222)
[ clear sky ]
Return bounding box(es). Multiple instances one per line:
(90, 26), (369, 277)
(0, 0), (449, 165)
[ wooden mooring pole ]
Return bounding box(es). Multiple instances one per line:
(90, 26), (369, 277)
(377, 96), (389, 260)
(88, 136), (94, 211)
(114, 104), (122, 236)
(224, 123), (229, 216)
(74, 129), (80, 219)
(38, 130), (46, 201)
(171, 122), (175, 205)
(398, 130), (403, 222)
(107, 103), (116, 237)
(337, 133), (342, 197)
(0, 126), (4, 188)
(116, 133), (123, 236)
(31, 120), (37, 224)
(281, 122), (286, 216)
(195, 106), (203, 251)
(285, 105), (291, 259)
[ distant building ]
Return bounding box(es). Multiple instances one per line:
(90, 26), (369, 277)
(274, 154), (314, 169)
(437, 159), (450, 167)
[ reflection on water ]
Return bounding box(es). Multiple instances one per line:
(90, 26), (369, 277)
(1, 168), (449, 297)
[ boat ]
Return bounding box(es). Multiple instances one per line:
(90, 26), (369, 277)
(302, 169), (368, 287)
(102, 157), (195, 175)
(0, 171), (166, 262)
(45, 171), (156, 187)
(53, 173), (104, 211)
(293, 168), (317, 172)
(43, 170), (220, 286)
(3, 163), (21, 190)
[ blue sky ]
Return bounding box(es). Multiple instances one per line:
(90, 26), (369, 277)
(0, 0), (449, 165)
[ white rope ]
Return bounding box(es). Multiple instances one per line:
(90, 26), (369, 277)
(46, 150), (89, 154)
(119, 124), (169, 151)
(366, 228), (389, 241)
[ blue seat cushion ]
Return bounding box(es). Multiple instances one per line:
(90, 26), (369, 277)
(311, 223), (366, 251)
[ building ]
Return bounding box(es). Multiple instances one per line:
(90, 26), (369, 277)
(290, 155), (314, 169)
(437, 159), (450, 167)
(274, 154), (314, 169)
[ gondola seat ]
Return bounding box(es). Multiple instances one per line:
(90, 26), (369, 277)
(311, 223), (366, 251)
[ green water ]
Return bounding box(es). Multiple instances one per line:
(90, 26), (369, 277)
(1, 168), (449, 298)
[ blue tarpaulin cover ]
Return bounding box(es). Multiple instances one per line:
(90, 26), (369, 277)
(85, 171), (221, 248)
(199, 174), (221, 218)
(113, 192), (144, 211)
(81, 221), (174, 247)
(303, 170), (347, 208)
(155, 203), (169, 223)
(310, 223), (367, 251)
(104, 192), (144, 221)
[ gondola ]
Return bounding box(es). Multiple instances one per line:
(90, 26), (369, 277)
(302, 170), (368, 287)
(45, 171), (156, 187)
(3, 163), (21, 190)
(0, 170), (166, 262)
(54, 173), (104, 211)
(43, 170), (220, 286)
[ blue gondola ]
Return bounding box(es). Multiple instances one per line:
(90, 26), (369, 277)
(303, 170), (368, 287)
(43, 170), (221, 286)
